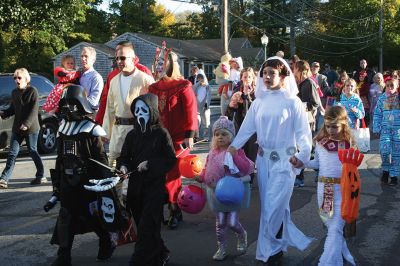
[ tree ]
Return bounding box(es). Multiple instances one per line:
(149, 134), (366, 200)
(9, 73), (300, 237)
(70, 0), (113, 46)
(0, 0), (90, 75)
(109, 0), (168, 35)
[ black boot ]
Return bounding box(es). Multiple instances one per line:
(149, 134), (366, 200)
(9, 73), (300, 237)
(389, 176), (398, 186)
(161, 251), (170, 265)
(97, 237), (115, 261)
(168, 205), (182, 229)
(51, 248), (71, 266)
(381, 171), (389, 184)
(266, 251), (283, 266)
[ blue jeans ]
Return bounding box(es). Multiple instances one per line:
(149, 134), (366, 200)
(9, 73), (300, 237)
(1, 131), (44, 182)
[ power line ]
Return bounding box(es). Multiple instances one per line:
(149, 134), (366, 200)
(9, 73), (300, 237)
(298, 0), (381, 23)
(251, 1), (379, 41)
(228, 10), (377, 57)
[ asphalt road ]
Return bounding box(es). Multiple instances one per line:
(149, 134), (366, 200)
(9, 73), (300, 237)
(0, 105), (399, 266)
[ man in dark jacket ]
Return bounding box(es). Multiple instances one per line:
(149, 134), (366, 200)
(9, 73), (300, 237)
(118, 93), (177, 266)
(0, 68), (45, 188)
(353, 59), (375, 84)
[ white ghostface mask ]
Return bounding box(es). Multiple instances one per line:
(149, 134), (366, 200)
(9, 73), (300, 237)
(135, 100), (150, 133)
(101, 197), (115, 223)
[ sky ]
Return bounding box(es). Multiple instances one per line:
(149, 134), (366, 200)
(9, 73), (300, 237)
(100, 0), (202, 14)
(157, 0), (202, 13)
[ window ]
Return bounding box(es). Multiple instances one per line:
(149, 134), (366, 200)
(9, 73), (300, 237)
(0, 76), (16, 108)
(203, 64), (216, 80)
(30, 76), (54, 95)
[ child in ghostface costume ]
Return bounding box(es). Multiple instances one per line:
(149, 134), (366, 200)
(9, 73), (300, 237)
(45, 85), (114, 266)
(117, 93), (177, 266)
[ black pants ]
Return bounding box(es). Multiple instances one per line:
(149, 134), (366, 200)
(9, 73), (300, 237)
(129, 189), (166, 266)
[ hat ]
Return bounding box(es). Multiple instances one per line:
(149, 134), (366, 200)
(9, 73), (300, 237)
(212, 116), (235, 136)
(312, 62), (320, 67)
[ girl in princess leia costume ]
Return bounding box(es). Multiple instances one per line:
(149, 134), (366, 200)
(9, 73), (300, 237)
(228, 56), (313, 264)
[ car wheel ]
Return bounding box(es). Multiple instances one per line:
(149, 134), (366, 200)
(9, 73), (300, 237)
(38, 121), (57, 154)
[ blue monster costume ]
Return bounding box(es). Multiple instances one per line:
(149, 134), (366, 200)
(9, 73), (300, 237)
(373, 91), (400, 184)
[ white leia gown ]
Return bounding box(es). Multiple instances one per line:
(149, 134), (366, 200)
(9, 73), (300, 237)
(231, 88), (314, 262)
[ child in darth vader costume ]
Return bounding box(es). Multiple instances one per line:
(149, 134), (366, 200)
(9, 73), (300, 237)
(46, 85), (115, 266)
(117, 93), (177, 266)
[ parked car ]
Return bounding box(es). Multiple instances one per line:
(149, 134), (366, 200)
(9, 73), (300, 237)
(208, 79), (220, 103)
(0, 73), (58, 154)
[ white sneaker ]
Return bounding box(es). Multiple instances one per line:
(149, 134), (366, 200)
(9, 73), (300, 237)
(237, 230), (248, 253)
(212, 246), (227, 261)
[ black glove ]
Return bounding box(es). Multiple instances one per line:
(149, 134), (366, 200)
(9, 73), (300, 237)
(43, 194), (58, 212)
(204, 103), (208, 110)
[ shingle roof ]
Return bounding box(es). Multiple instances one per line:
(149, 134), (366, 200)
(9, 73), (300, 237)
(133, 33), (261, 63)
(89, 43), (115, 57)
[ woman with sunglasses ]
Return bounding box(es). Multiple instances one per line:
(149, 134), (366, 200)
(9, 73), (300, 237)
(0, 68), (45, 189)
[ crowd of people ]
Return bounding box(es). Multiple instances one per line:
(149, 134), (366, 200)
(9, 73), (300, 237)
(0, 42), (399, 266)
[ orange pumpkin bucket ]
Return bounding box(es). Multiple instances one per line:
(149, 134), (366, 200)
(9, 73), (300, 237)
(179, 154), (203, 178)
(338, 148), (364, 223)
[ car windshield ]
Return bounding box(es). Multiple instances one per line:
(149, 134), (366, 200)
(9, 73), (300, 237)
(31, 76), (54, 96)
(0, 77), (14, 109)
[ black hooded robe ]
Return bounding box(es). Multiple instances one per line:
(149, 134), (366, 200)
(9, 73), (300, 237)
(117, 94), (177, 266)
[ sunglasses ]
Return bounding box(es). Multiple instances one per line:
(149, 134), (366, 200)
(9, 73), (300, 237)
(115, 56), (133, 61)
(386, 84), (395, 88)
(13, 76), (23, 80)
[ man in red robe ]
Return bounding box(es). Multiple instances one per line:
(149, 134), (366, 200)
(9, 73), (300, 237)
(149, 46), (198, 229)
(96, 41), (152, 125)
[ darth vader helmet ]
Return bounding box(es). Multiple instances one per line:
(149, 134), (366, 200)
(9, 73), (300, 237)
(58, 85), (93, 121)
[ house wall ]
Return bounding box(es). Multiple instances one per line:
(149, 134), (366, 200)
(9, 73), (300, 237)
(53, 44), (112, 83)
(106, 34), (158, 72)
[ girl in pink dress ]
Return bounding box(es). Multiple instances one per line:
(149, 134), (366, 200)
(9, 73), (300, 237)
(43, 55), (81, 113)
(197, 116), (254, 261)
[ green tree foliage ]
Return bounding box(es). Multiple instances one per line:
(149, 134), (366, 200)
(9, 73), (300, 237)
(70, 0), (113, 46)
(0, 0), (90, 76)
(170, 1), (220, 39)
(109, 0), (164, 34)
(295, 0), (400, 70)
(183, 0), (399, 70)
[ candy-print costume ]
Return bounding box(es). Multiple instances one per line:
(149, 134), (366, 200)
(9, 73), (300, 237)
(42, 67), (81, 113)
(305, 138), (356, 266)
(373, 91), (400, 178)
(336, 93), (365, 128)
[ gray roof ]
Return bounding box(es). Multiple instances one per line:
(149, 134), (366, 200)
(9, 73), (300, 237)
(89, 43), (115, 57)
(55, 33), (262, 64)
(132, 33), (262, 63)
(53, 42), (115, 59)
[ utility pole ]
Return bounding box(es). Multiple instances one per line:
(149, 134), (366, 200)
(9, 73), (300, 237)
(379, 0), (383, 73)
(222, 0), (229, 54)
(289, 0), (296, 56)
